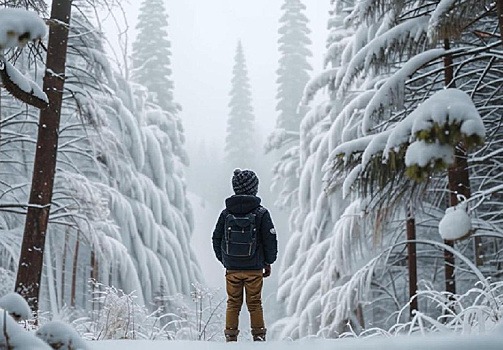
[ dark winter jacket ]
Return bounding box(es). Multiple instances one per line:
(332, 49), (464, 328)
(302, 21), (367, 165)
(212, 195), (278, 270)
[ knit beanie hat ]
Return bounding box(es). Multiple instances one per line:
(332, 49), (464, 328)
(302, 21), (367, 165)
(232, 168), (259, 196)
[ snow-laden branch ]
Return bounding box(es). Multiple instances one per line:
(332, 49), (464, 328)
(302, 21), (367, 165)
(344, 0), (389, 27)
(327, 133), (374, 166)
(363, 49), (447, 132)
(427, 0), (486, 44)
(384, 88), (485, 156)
(428, 0), (457, 42)
(328, 88), (484, 196)
(0, 9), (48, 108)
(301, 68), (338, 106)
(335, 16), (430, 97)
(324, 34), (353, 69)
(265, 128), (299, 153)
(323, 93), (385, 171)
(343, 164), (362, 199)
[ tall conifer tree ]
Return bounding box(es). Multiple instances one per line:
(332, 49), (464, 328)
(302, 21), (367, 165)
(225, 41), (257, 168)
(266, 0), (312, 209)
(132, 0), (175, 112)
(276, 0), (312, 132)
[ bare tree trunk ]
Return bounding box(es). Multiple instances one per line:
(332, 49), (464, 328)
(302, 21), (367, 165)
(443, 38), (474, 297)
(90, 248), (98, 282)
(406, 204), (418, 319)
(443, 38), (457, 297)
(90, 248), (98, 309)
(61, 229), (69, 305)
(445, 146), (472, 294)
(14, 0), (73, 315)
(449, 144), (481, 266)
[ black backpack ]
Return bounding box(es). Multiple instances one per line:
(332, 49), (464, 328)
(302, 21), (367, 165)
(223, 211), (258, 258)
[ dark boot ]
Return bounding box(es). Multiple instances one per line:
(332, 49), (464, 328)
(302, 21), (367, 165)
(224, 328), (239, 342)
(251, 327), (266, 341)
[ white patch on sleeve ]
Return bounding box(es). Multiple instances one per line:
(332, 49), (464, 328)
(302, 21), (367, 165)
(270, 228), (276, 235)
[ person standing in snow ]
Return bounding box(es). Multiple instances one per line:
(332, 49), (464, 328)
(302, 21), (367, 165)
(212, 169), (278, 342)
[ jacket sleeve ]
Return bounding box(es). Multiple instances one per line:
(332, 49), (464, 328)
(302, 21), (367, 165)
(260, 210), (278, 265)
(212, 211), (225, 264)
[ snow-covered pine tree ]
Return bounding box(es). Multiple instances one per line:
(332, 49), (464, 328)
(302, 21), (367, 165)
(225, 41), (257, 169)
(271, 1), (358, 339)
(48, 6), (202, 309)
(266, 0), (312, 210)
(276, 0), (312, 133)
(132, 0), (176, 112)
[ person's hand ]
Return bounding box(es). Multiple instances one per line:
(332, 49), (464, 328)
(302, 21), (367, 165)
(263, 264), (271, 278)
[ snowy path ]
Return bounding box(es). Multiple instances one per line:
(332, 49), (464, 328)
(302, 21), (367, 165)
(87, 334), (503, 350)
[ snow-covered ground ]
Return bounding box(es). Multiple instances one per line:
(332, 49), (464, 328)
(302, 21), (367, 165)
(88, 334), (503, 350)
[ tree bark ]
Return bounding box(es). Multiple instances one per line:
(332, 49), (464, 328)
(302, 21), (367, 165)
(406, 205), (418, 319)
(443, 38), (474, 296)
(443, 38), (457, 297)
(90, 248), (98, 282)
(15, 0), (73, 315)
(445, 146), (472, 295)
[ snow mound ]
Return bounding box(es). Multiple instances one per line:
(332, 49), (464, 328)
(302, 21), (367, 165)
(36, 320), (89, 350)
(439, 202), (471, 240)
(0, 8), (47, 49)
(0, 292), (31, 321)
(0, 308), (51, 349)
(405, 140), (454, 167)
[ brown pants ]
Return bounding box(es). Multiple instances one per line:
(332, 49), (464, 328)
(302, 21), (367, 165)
(225, 270), (265, 334)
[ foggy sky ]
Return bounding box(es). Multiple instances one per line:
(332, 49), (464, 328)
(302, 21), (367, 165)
(103, 0), (329, 151)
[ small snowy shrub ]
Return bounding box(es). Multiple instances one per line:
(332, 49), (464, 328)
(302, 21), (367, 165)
(36, 320), (88, 350)
(86, 281), (152, 340)
(157, 283), (225, 341)
(339, 279), (503, 338)
(391, 279), (503, 335)
(74, 281), (224, 341)
(0, 292), (32, 321)
(82, 280), (199, 341)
